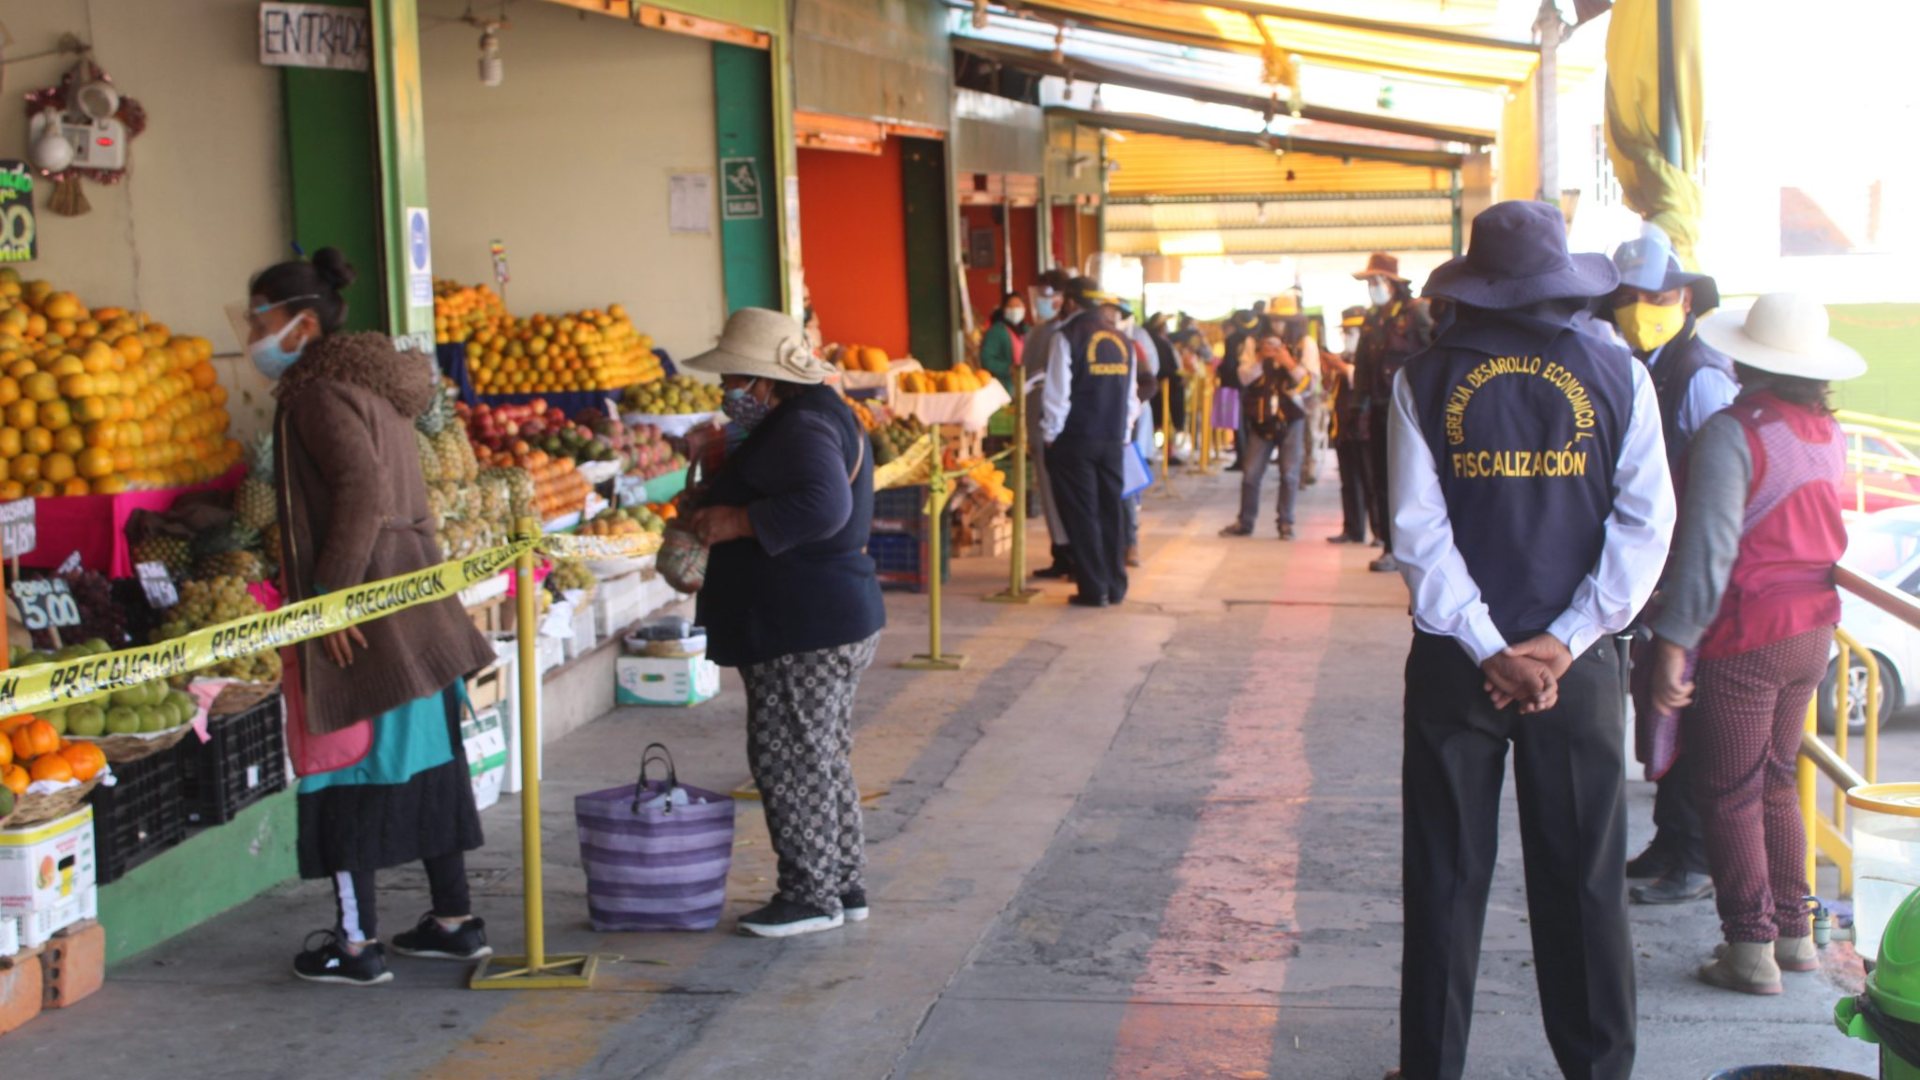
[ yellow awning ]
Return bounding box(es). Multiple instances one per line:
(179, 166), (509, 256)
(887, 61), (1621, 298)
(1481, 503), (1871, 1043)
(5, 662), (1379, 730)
(1002, 0), (1542, 87)
(1106, 131), (1453, 198)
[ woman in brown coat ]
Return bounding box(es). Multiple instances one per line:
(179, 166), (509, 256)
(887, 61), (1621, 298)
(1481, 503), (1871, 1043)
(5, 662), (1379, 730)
(248, 249), (499, 986)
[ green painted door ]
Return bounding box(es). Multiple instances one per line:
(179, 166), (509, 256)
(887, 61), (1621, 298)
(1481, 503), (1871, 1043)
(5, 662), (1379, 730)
(713, 44), (781, 313)
(281, 0), (383, 332)
(900, 137), (954, 368)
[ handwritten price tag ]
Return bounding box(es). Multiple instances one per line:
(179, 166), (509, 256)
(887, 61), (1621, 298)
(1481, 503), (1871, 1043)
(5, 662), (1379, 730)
(136, 561), (180, 610)
(11, 577), (80, 631)
(0, 498), (35, 558)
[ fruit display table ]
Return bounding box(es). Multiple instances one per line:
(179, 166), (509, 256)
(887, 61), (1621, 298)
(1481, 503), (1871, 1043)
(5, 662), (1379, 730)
(20, 466), (244, 576)
(434, 343), (675, 414)
(892, 380), (1012, 432)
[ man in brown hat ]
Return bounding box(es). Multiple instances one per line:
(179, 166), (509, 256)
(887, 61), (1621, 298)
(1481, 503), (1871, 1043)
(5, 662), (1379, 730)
(1351, 252), (1433, 573)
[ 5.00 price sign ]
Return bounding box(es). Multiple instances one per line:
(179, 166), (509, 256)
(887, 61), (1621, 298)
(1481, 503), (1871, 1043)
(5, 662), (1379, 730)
(12, 577), (81, 631)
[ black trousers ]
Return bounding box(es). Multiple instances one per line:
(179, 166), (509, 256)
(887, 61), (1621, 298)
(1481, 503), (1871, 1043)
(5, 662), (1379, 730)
(1365, 423), (1392, 551)
(1401, 632), (1636, 1080)
(1046, 436), (1128, 603)
(333, 850), (471, 942)
(1334, 438), (1369, 541)
(1651, 752), (1709, 874)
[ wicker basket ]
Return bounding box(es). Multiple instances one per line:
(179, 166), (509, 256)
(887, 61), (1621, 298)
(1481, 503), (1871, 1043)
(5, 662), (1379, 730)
(209, 681), (278, 718)
(7, 773), (104, 827)
(68, 723), (194, 764)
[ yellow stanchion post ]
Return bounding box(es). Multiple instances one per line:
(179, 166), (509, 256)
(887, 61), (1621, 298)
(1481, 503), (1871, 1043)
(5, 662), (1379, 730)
(1153, 377), (1177, 499)
(985, 379), (1040, 605)
(1197, 374), (1218, 475)
(472, 519), (602, 990)
(902, 426), (965, 670)
(1801, 694), (1819, 896)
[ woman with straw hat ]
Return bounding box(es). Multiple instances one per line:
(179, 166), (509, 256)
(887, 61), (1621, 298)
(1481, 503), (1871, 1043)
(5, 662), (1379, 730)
(1645, 292), (1868, 994)
(680, 307), (886, 939)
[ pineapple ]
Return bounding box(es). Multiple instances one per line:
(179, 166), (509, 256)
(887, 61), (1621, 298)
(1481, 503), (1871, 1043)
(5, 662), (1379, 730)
(417, 429), (444, 483)
(433, 428), (475, 484)
(194, 523), (267, 584)
(132, 533), (193, 578)
(234, 433), (279, 531)
(416, 376), (457, 436)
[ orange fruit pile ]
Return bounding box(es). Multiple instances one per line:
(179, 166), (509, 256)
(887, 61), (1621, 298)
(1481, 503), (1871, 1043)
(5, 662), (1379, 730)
(0, 714), (103, 793)
(434, 279), (662, 394)
(0, 269), (241, 497)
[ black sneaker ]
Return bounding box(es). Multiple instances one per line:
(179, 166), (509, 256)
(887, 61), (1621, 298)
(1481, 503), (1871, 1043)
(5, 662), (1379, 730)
(738, 897), (845, 939)
(391, 914), (493, 961)
(293, 930), (393, 986)
(841, 889), (870, 924)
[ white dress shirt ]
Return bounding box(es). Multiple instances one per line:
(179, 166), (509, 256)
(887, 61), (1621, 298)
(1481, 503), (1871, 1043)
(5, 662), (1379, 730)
(1041, 317), (1136, 444)
(1388, 357), (1676, 664)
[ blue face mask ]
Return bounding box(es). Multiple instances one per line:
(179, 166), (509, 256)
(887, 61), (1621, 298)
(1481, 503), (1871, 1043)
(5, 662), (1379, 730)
(248, 312), (311, 380)
(1034, 295), (1059, 321)
(723, 384), (774, 432)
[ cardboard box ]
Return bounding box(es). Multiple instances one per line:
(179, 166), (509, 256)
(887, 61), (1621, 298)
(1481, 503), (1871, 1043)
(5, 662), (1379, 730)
(489, 638), (543, 794)
(40, 919), (103, 1009)
(616, 655), (721, 707)
(0, 954), (41, 1037)
(462, 706), (509, 813)
(17, 887), (96, 950)
(0, 808), (96, 917)
(0, 915), (17, 959)
(564, 601), (599, 662)
(594, 572), (648, 638)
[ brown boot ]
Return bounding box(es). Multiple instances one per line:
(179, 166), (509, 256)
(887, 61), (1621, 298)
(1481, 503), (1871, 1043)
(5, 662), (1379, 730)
(1699, 941), (1783, 995)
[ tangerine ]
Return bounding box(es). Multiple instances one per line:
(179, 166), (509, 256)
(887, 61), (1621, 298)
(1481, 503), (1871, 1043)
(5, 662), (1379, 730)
(52, 426), (84, 455)
(23, 427), (50, 454)
(28, 755), (74, 784)
(9, 453), (39, 483)
(0, 764), (25, 796)
(58, 477), (87, 496)
(59, 742), (105, 782)
(10, 718), (59, 759)
(41, 452), (74, 484)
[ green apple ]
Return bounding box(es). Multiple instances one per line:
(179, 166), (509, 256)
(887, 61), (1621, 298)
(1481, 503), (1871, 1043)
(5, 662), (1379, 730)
(138, 706), (167, 733)
(167, 691), (196, 725)
(41, 707), (66, 736)
(68, 704), (105, 737)
(105, 706), (140, 735)
(110, 687), (143, 709)
(82, 638), (108, 655)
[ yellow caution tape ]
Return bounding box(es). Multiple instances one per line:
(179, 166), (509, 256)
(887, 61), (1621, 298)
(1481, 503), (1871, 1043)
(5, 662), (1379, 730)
(0, 534), (539, 717)
(0, 525), (678, 718)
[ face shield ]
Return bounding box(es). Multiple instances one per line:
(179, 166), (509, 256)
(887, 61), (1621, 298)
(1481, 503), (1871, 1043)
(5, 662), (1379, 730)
(225, 295), (319, 353)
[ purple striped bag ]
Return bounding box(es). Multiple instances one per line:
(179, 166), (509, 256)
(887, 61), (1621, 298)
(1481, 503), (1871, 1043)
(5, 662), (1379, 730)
(574, 743), (736, 931)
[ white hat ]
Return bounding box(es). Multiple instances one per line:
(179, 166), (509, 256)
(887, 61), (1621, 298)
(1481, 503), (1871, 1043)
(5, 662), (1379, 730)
(682, 307), (832, 384)
(1696, 292), (1866, 382)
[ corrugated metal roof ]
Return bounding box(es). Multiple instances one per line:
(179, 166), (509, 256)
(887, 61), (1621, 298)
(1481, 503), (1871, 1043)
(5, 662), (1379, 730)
(1105, 223), (1452, 257)
(1106, 196), (1451, 231)
(993, 0), (1540, 86)
(1106, 131), (1452, 196)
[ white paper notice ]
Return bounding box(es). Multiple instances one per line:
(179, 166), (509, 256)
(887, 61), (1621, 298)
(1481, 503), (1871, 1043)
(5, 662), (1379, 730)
(670, 173), (713, 234)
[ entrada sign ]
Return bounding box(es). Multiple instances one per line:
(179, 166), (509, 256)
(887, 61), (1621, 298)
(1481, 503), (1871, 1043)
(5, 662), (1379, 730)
(259, 2), (371, 72)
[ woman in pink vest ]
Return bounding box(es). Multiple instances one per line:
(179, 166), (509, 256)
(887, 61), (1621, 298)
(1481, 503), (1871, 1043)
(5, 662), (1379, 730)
(1647, 293), (1867, 995)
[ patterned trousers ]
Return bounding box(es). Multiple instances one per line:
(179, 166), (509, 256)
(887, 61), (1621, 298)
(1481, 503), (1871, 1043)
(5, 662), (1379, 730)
(741, 633), (880, 915)
(1687, 626), (1831, 943)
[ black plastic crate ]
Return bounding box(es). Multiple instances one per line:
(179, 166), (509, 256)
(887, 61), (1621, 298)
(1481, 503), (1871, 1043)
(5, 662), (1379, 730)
(89, 749), (187, 885)
(872, 485), (932, 533)
(175, 692), (288, 826)
(870, 528), (950, 593)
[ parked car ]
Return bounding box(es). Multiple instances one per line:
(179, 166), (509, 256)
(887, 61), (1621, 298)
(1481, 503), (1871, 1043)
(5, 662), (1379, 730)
(1841, 423), (1920, 516)
(1827, 506), (1920, 732)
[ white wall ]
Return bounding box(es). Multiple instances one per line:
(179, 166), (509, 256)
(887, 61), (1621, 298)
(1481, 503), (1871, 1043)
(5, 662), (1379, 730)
(419, 0), (726, 361)
(0, 0), (290, 438)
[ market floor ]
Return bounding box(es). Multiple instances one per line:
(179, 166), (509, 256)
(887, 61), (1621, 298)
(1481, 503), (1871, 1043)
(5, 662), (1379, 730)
(7, 462), (1880, 1078)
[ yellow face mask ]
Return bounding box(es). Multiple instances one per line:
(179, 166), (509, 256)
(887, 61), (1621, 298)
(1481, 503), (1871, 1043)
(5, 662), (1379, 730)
(1617, 301), (1685, 353)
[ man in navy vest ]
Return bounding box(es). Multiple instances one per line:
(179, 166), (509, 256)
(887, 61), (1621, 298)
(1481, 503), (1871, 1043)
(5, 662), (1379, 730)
(1389, 201), (1675, 1080)
(1601, 223), (1738, 907)
(1040, 281), (1136, 607)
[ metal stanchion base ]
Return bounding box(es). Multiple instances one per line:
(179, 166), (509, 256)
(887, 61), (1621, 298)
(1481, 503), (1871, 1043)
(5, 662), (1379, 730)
(470, 953), (602, 990)
(983, 587), (1042, 604)
(899, 653), (967, 671)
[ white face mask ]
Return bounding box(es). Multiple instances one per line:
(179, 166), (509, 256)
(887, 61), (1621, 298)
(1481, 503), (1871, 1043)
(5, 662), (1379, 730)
(1368, 280), (1395, 307)
(1342, 329), (1361, 354)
